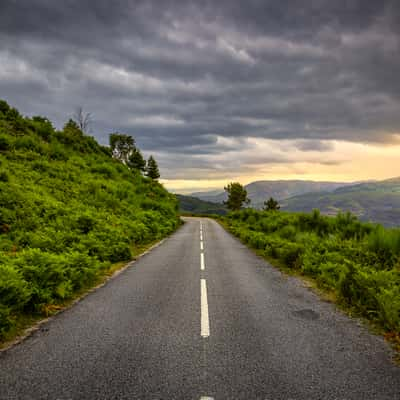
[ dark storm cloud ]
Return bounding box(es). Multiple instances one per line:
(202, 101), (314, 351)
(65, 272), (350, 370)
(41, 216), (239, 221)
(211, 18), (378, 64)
(293, 140), (334, 152)
(1, 0), (400, 177)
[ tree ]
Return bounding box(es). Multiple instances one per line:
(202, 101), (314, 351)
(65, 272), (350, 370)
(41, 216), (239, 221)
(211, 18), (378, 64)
(62, 119), (83, 139)
(109, 133), (135, 164)
(128, 148), (146, 173)
(263, 197), (280, 211)
(32, 116), (54, 141)
(73, 106), (92, 134)
(58, 119), (84, 146)
(0, 99), (10, 115)
(224, 182), (250, 211)
(146, 155), (160, 180)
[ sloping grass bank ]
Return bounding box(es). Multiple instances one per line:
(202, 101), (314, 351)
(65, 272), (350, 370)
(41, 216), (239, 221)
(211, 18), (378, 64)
(223, 209), (400, 337)
(0, 100), (180, 340)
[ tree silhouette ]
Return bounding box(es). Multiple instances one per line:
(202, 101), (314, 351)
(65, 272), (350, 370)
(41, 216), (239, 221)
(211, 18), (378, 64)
(224, 182), (250, 211)
(146, 155), (160, 180)
(263, 197), (280, 211)
(73, 107), (92, 134)
(128, 148), (146, 173)
(109, 133), (135, 164)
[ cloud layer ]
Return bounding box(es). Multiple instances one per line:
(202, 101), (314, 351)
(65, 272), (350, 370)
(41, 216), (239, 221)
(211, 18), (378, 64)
(1, 0), (400, 187)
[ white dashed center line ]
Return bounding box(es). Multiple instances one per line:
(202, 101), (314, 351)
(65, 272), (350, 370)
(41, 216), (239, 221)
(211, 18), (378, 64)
(200, 279), (210, 338)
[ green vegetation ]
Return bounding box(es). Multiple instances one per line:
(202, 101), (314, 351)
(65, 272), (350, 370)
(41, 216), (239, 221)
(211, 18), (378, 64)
(128, 147), (146, 173)
(0, 100), (180, 340)
(224, 209), (400, 335)
(109, 132), (136, 164)
(177, 194), (227, 216)
(224, 182), (250, 211)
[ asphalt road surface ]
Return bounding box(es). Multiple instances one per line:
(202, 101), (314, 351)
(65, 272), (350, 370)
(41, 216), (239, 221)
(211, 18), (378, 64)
(1, 217), (399, 399)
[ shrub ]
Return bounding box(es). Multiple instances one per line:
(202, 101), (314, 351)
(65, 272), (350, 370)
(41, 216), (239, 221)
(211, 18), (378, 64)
(49, 142), (68, 160)
(31, 160), (50, 172)
(76, 214), (96, 234)
(90, 163), (114, 178)
(248, 231), (268, 249)
(14, 136), (44, 153)
(0, 305), (13, 339)
(278, 242), (304, 269)
(0, 134), (11, 151)
(376, 286), (400, 331)
(278, 225), (297, 241)
(367, 226), (400, 257)
(0, 265), (31, 310)
(63, 252), (101, 290)
(0, 171), (9, 182)
(31, 116), (54, 141)
(107, 243), (132, 263)
(316, 261), (344, 289)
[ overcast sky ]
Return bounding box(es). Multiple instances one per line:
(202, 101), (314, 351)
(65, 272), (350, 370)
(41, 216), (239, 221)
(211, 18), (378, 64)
(1, 0), (400, 193)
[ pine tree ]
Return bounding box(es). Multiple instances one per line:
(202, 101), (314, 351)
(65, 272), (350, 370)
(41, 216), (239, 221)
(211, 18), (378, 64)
(128, 148), (146, 173)
(146, 155), (160, 180)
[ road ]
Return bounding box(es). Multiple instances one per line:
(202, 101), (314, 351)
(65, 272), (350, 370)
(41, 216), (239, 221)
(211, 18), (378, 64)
(0, 217), (399, 399)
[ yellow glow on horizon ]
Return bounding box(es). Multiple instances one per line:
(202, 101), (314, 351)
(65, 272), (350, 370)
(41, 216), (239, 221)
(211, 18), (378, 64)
(161, 140), (400, 193)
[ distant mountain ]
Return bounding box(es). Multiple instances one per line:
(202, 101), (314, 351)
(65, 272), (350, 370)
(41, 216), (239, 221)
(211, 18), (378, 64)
(190, 189), (223, 200)
(191, 180), (351, 208)
(282, 177), (400, 227)
(176, 194), (228, 215)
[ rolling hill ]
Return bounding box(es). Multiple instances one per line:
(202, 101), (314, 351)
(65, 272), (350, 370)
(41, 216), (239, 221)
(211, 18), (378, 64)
(282, 177), (400, 227)
(176, 194), (227, 215)
(191, 180), (351, 208)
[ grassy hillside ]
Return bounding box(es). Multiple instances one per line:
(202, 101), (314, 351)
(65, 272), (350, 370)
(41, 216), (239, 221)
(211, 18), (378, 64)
(176, 194), (227, 215)
(191, 180), (350, 208)
(282, 178), (400, 227)
(224, 209), (400, 336)
(0, 100), (180, 339)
